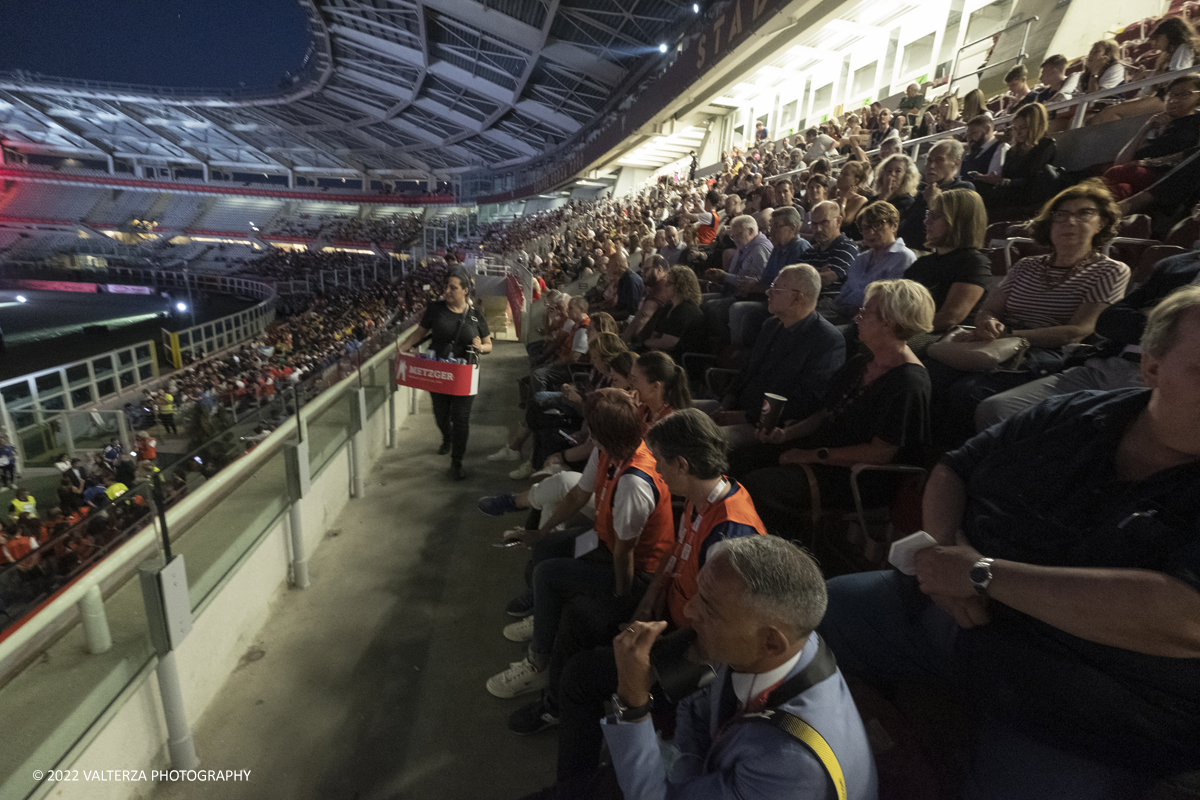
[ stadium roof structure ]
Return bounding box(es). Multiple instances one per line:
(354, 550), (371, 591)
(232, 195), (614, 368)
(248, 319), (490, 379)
(0, 0), (689, 181)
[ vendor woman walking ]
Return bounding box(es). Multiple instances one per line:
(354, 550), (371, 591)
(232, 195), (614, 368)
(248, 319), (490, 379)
(399, 266), (492, 480)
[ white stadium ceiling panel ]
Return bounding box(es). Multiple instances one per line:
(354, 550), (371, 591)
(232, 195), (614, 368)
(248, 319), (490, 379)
(0, 0), (690, 175)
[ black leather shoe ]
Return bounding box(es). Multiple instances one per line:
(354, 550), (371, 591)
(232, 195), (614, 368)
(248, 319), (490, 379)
(437, 441), (451, 455)
(450, 462), (467, 481)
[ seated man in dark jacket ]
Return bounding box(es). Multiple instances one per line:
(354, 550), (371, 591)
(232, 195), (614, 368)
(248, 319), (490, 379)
(897, 139), (974, 250)
(820, 285), (1200, 799)
(976, 250), (1200, 429)
(693, 264), (846, 451)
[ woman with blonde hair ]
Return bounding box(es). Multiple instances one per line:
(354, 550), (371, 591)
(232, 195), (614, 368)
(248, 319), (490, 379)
(643, 266), (707, 361)
(834, 160), (874, 230)
(960, 89), (987, 123)
(905, 188), (992, 337)
(737, 278), (934, 536)
(843, 154), (918, 240)
(973, 103), (1057, 210)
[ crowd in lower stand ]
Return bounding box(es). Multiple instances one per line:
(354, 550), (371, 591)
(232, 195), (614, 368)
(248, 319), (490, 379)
(265, 211), (423, 248)
(449, 86), (1200, 796)
(0, 253), (451, 625)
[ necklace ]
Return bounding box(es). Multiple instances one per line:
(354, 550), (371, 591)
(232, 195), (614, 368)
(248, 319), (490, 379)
(1042, 251), (1097, 290)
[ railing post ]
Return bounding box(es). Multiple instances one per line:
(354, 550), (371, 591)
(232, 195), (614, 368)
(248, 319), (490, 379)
(349, 388), (367, 499)
(284, 440), (311, 588)
(61, 412), (76, 458)
(78, 584), (112, 654)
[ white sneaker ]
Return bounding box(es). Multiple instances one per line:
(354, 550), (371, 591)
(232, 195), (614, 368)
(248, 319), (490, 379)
(487, 445), (523, 462)
(509, 461), (534, 480)
(530, 463), (566, 482)
(503, 615), (535, 642)
(486, 656), (548, 699)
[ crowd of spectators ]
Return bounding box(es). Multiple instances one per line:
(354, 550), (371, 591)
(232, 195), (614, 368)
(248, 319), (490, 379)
(224, 248), (399, 281)
(265, 211), (423, 248)
(1, 252), (453, 625)
(451, 42), (1200, 793)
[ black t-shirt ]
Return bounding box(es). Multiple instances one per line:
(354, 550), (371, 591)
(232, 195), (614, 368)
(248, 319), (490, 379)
(942, 388), (1200, 775)
(654, 300), (706, 359)
(1135, 113), (1200, 160)
(905, 248), (992, 311)
(419, 301), (490, 359)
(805, 353), (931, 465)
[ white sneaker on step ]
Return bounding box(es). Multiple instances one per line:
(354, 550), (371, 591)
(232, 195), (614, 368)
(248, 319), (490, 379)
(509, 461), (534, 480)
(503, 615), (535, 642)
(530, 463), (566, 482)
(487, 445), (523, 462)
(486, 656), (548, 699)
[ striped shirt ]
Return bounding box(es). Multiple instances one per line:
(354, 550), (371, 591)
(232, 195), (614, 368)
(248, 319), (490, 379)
(999, 254), (1130, 329)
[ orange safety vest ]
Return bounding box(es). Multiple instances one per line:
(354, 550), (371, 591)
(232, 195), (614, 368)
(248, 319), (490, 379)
(139, 439), (157, 460)
(665, 478), (766, 626)
(593, 443), (675, 575)
(1, 535), (38, 564)
(696, 209), (720, 245)
(558, 316), (589, 362)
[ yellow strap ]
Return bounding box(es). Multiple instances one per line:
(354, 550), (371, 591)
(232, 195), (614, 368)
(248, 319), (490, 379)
(774, 713), (847, 800)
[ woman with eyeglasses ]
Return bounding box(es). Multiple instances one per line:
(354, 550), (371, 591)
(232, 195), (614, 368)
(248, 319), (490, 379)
(1103, 75), (1200, 200)
(904, 189), (992, 346)
(926, 180), (1131, 447)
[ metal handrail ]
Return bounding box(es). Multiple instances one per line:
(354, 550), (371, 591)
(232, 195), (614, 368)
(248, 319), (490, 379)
(947, 16), (1040, 95)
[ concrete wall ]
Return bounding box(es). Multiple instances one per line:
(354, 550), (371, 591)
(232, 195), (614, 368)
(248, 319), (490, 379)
(41, 384), (414, 800)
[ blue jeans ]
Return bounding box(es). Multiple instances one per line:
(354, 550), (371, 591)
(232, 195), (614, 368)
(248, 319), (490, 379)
(819, 571), (1152, 800)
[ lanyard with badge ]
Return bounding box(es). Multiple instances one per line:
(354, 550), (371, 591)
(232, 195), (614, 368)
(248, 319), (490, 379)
(663, 478), (728, 577)
(597, 456), (632, 505)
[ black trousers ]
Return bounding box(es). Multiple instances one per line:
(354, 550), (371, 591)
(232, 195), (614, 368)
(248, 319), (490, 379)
(557, 645), (621, 798)
(429, 392), (474, 462)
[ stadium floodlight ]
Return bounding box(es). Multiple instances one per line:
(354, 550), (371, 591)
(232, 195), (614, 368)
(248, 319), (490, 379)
(15, 295), (26, 303)
(693, 3), (700, 12)
(658, 43), (668, 53)
(176, 302), (188, 312)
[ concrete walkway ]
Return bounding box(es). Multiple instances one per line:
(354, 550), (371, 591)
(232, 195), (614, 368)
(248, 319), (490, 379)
(151, 340), (558, 800)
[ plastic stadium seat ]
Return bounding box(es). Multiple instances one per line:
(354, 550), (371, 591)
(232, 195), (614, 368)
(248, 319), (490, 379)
(1004, 237), (1052, 269)
(1106, 237), (1158, 270)
(1115, 20), (1148, 44)
(1132, 244), (1188, 285)
(1118, 214), (1153, 240)
(984, 222), (1010, 246)
(983, 247), (1009, 276)
(1004, 220), (1034, 238)
(1165, 215), (1200, 248)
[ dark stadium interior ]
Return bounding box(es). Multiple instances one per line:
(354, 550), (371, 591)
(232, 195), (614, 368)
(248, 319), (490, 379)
(0, 0), (1198, 799)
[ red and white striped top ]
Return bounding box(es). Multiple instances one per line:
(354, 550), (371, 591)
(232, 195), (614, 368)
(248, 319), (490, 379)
(999, 254), (1130, 329)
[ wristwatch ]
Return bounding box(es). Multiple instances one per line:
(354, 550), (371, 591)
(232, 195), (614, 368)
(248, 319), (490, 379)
(605, 692), (653, 724)
(815, 447), (830, 462)
(970, 557), (996, 596)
